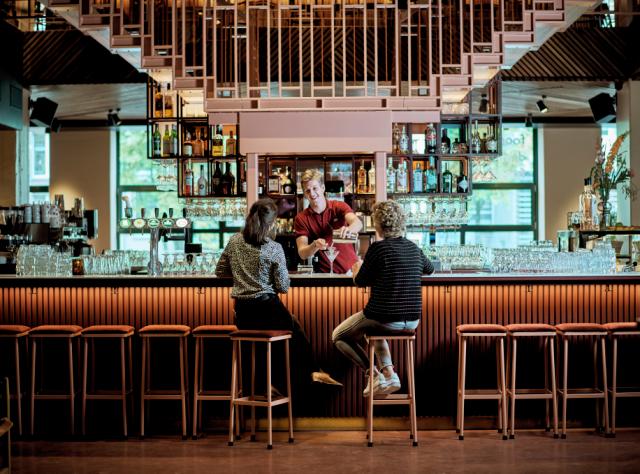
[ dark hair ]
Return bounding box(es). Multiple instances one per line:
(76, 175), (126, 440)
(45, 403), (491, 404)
(243, 198), (278, 246)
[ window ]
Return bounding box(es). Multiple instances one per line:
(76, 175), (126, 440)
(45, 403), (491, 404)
(28, 128), (50, 202)
(116, 126), (240, 252)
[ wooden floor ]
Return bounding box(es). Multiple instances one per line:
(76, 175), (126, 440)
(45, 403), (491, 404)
(12, 429), (640, 473)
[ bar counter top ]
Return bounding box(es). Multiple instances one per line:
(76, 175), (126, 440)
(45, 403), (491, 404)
(1, 272), (639, 287)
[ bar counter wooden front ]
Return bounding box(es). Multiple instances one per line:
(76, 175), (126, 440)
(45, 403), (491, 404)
(1, 273), (638, 421)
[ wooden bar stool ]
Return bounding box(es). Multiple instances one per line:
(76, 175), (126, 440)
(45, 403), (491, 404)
(81, 325), (134, 437)
(228, 330), (293, 450)
(29, 325), (83, 436)
(456, 324), (508, 441)
(366, 330), (418, 447)
(505, 323), (558, 439)
(555, 323), (609, 438)
(192, 324), (238, 439)
(139, 324), (190, 439)
(0, 325), (30, 436)
(603, 322), (640, 437)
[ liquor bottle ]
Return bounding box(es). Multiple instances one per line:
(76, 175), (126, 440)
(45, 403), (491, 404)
(441, 163), (453, 193)
(579, 177), (597, 230)
(184, 160), (194, 196)
(392, 124), (401, 154)
(226, 130), (237, 156)
(221, 162), (236, 195)
(212, 161), (223, 195)
(386, 158), (396, 194)
(193, 129), (203, 156)
(281, 166), (295, 195)
(481, 133), (488, 153)
(413, 162), (424, 193)
(425, 157), (438, 193)
(357, 160), (367, 194)
(258, 172), (264, 195)
(486, 131), (498, 153)
(183, 130), (193, 157)
(162, 125), (171, 157)
(396, 161), (408, 193)
(197, 164), (208, 196)
(399, 125), (410, 154)
(240, 162), (247, 195)
(268, 168), (281, 194)
(171, 124), (178, 157)
(154, 85), (163, 118)
(152, 123), (161, 157)
(440, 129), (451, 154)
(212, 125), (224, 156)
(470, 121), (481, 154)
(456, 172), (469, 193)
(368, 162), (376, 194)
(425, 123), (437, 154)
(451, 138), (460, 154)
(164, 84), (173, 117)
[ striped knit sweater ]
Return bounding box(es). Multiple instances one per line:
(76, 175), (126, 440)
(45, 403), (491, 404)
(354, 237), (434, 323)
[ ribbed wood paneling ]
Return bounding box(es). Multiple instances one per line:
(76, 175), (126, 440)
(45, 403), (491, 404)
(1, 283), (637, 417)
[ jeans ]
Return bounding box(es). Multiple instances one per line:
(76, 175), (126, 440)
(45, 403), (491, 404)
(332, 311), (419, 372)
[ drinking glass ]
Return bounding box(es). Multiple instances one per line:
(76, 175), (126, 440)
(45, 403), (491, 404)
(324, 246), (340, 276)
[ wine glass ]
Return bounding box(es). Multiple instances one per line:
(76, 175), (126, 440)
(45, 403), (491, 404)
(324, 246), (340, 276)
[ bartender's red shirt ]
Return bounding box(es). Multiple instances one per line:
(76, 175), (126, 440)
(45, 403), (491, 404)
(294, 200), (358, 274)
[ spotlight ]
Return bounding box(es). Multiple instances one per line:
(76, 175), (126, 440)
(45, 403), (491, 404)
(536, 95), (548, 114)
(29, 97), (59, 128)
(48, 118), (62, 134)
(479, 94), (489, 114)
(107, 108), (122, 127)
(525, 113), (533, 128)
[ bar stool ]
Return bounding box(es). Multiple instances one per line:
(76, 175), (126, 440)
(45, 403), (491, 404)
(228, 330), (293, 450)
(81, 325), (134, 437)
(366, 330), (418, 447)
(192, 324), (238, 439)
(555, 323), (609, 438)
(603, 321), (640, 437)
(456, 324), (508, 441)
(139, 324), (190, 439)
(0, 325), (30, 436)
(505, 323), (558, 439)
(29, 325), (83, 436)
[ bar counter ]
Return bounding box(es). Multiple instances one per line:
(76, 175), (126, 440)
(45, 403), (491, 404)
(1, 273), (638, 418)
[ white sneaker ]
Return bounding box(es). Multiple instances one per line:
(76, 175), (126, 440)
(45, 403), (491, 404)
(363, 372), (385, 397)
(380, 372), (401, 394)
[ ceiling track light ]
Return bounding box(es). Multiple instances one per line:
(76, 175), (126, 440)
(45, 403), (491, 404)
(536, 95), (548, 114)
(107, 108), (122, 127)
(478, 93), (489, 114)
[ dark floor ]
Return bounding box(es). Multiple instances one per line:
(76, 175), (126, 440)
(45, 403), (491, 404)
(12, 429), (640, 473)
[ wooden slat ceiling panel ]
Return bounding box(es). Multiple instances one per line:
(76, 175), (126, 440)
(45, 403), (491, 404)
(22, 29), (147, 85)
(501, 27), (639, 82)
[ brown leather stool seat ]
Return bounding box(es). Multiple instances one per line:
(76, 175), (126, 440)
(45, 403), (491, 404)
(555, 322), (609, 438)
(228, 330), (293, 449)
(0, 325), (30, 435)
(456, 323), (508, 441)
(366, 330), (418, 447)
(603, 321), (640, 436)
(29, 325), (83, 435)
(192, 324), (238, 439)
(139, 324), (191, 439)
(81, 325), (135, 437)
(505, 323), (558, 439)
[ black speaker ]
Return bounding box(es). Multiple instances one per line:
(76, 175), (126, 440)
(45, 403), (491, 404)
(588, 93), (616, 124)
(30, 97), (58, 128)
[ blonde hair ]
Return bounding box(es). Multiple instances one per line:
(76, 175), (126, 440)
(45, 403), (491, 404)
(372, 200), (406, 238)
(300, 169), (324, 187)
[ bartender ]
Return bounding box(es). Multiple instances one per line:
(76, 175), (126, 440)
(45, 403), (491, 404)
(294, 169), (363, 274)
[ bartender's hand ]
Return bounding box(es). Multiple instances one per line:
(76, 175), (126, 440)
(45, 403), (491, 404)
(338, 226), (353, 239)
(313, 238), (328, 252)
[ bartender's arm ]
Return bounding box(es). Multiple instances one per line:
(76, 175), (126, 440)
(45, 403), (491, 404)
(296, 236), (327, 260)
(339, 212), (363, 238)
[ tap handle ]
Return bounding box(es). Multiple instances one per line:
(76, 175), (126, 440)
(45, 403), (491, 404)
(168, 207), (174, 218)
(140, 208), (146, 219)
(154, 207), (160, 218)
(182, 207), (187, 218)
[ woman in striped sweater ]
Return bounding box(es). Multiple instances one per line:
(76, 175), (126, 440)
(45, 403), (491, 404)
(332, 200), (434, 397)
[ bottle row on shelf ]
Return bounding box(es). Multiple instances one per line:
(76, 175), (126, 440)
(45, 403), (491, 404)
(393, 121), (499, 156)
(151, 123), (237, 159)
(180, 159), (246, 198)
(386, 157), (469, 195)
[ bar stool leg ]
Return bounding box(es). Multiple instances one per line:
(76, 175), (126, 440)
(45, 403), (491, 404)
(509, 337), (517, 439)
(198, 338), (204, 432)
(14, 338), (23, 436)
(600, 336), (611, 437)
(266, 341), (273, 450)
(29, 339), (36, 436)
(456, 338), (462, 434)
(179, 338), (187, 439)
(120, 338), (128, 438)
(228, 339), (238, 446)
(127, 337), (133, 423)
(499, 338), (507, 440)
(82, 338), (88, 436)
(496, 341), (503, 434)
(593, 339), (601, 432)
(140, 337), (147, 438)
(68, 338), (75, 436)
(611, 336), (618, 437)
(549, 336), (559, 438)
(285, 339), (294, 444)
(409, 339), (418, 446)
(367, 342), (375, 447)
(192, 337), (200, 439)
(561, 337), (568, 439)
(250, 342), (256, 442)
(458, 337), (467, 441)
(544, 337), (550, 431)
